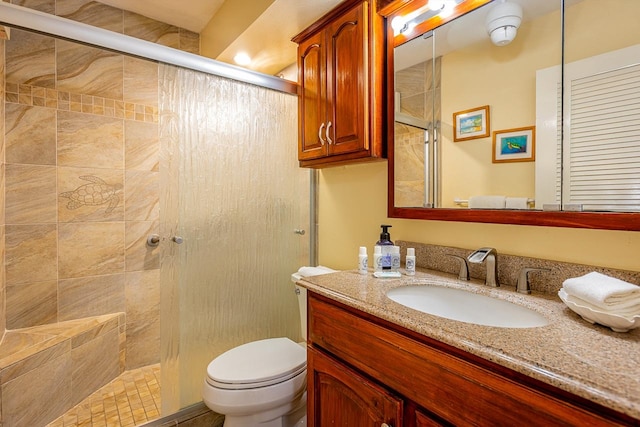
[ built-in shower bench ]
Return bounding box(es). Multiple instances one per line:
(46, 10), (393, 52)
(0, 313), (125, 426)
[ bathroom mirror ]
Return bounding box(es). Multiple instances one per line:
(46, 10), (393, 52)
(384, 0), (640, 230)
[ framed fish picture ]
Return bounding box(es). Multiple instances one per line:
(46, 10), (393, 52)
(492, 126), (535, 163)
(453, 105), (490, 142)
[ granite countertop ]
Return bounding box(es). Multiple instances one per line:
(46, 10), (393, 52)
(298, 268), (640, 420)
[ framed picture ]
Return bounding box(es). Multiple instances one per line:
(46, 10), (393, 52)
(492, 126), (536, 163)
(453, 105), (490, 142)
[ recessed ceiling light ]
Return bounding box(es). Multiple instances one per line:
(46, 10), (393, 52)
(234, 52), (251, 66)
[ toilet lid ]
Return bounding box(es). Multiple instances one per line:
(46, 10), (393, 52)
(206, 337), (306, 390)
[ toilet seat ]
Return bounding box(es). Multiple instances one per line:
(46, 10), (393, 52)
(206, 337), (306, 390)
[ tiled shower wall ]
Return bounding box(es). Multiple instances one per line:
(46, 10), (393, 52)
(3, 0), (199, 369)
(394, 57), (440, 208)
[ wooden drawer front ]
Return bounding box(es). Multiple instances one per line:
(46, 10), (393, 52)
(308, 294), (627, 427)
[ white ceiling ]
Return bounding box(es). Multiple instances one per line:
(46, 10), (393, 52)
(97, 0), (343, 76)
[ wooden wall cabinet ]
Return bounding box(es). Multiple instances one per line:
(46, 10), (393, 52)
(293, 0), (385, 168)
(307, 292), (636, 427)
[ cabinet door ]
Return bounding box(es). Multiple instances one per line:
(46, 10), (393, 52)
(298, 31), (328, 161)
(326, 2), (367, 156)
(308, 347), (402, 427)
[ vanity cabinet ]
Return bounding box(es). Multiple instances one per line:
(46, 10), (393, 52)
(307, 292), (636, 427)
(292, 0), (385, 168)
(308, 347), (403, 425)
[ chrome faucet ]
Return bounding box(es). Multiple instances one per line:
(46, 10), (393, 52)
(467, 247), (499, 287)
(516, 267), (550, 294)
(447, 254), (469, 281)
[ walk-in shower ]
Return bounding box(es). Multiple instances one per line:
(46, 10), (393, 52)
(0, 2), (312, 425)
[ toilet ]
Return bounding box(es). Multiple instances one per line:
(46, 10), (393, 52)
(202, 266), (335, 427)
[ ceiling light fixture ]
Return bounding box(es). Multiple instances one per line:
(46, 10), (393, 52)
(233, 52), (251, 66)
(485, 0), (523, 46)
(439, 1), (456, 18)
(428, 0), (446, 11)
(392, 0), (461, 35)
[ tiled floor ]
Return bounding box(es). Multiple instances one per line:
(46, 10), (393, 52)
(47, 364), (161, 427)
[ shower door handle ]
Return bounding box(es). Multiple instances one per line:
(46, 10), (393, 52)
(146, 234), (160, 247)
(172, 236), (184, 244)
(318, 123), (326, 145)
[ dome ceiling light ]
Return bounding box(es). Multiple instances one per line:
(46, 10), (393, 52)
(485, 0), (523, 46)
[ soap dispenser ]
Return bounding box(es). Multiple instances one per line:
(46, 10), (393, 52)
(376, 225), (394, 270)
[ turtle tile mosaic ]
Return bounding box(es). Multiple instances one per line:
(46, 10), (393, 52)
(58, 168), (124, 222)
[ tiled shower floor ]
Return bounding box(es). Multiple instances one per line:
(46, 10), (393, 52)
(47, 364), (161, 427)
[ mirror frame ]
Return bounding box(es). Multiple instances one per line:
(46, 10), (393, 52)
(380, 0), (640, 231)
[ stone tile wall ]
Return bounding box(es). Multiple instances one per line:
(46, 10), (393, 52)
(2, 0), (200, 370)
(394, 57), (441, 207)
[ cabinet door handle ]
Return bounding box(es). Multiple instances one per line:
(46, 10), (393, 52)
(326, 121), (333, 144)
(318, 123), (326, 145)
(381, 424), (391, 427)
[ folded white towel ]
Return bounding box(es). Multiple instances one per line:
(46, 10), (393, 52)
(562, 289), (640, 318)
(562, 272), (640, 310)
(296, 265), (337, 277)
(505, 197), (529, 209)
(468, 195), (506, 209)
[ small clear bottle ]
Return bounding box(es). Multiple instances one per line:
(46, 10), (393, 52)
(358, 246), (368, 275)
(391, 246), (401, 271)
(405, 247), (416, 276)
(373, 246), (383, 272)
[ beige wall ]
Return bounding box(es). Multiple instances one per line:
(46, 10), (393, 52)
(439, 0), (640, 207)
(318, 161), (640, 273)
(316, 0), (640, 274)
(440, 5), (561, 206)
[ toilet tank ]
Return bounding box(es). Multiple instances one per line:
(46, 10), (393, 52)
(291, 267), (337, 342)
(295, 284), (307, 341)
(291, 273), (308, 341)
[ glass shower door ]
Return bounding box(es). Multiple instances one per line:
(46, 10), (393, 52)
(159, 64), (310, 413)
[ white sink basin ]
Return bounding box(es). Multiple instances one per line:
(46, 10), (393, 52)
(386, 285), (548, 328)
